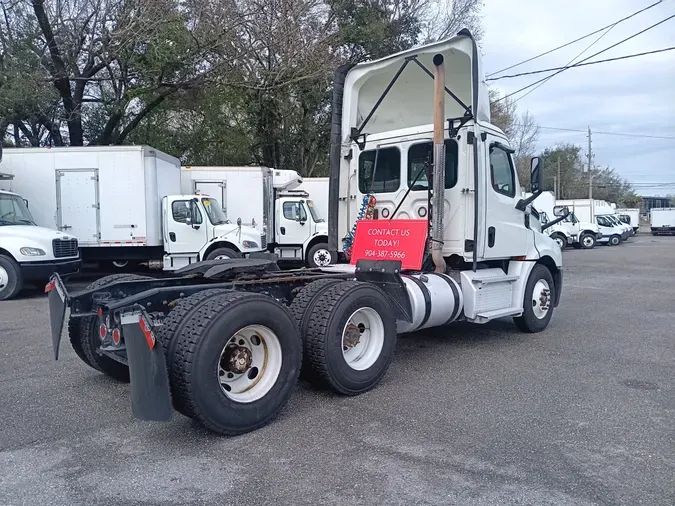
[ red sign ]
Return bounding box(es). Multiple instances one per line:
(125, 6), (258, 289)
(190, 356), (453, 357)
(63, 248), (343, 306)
(350, 219), (428, 270)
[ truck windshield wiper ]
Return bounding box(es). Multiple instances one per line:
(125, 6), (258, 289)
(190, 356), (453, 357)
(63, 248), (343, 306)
(16, 219), (35, 225)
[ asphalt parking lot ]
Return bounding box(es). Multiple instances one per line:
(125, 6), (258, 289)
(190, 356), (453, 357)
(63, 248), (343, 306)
(1, 235), (673, 506)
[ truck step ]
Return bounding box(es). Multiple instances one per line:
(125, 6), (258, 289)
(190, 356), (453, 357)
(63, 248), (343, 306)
(474, 306), (523, 323)
(470, 274), (519, 285)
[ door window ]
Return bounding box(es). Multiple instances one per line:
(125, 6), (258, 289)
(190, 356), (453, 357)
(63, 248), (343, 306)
(489, 145), (516, 197)
(282, 201), (306, 221)
(407, 140), (458, 190)
(358, 147), (401, 194)
(172, 200), (202, 224)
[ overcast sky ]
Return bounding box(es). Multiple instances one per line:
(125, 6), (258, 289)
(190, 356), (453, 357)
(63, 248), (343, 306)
(481, 0), (675, 196)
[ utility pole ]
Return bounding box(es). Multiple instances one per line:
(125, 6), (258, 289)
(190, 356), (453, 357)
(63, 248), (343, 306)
(587, 126), (593, 221)
(553, 176), (557, 199)
(557, 155), (561, 199)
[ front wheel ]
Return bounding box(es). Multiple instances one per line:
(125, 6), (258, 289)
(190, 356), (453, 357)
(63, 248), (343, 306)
(609, 235), (621, 246)
(580, 233), (596, 249)
(0, 255), (23, 301)
(306, 242), (335, 268)
(551, 234), (567, 250)
(205, 247), (240, 261)
(514, 264), (555, 333)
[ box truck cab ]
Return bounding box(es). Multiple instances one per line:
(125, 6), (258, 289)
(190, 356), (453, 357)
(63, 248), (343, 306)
(0, 181), (80, 300)
(538, 210), (574, 249)
(180, 166), (332, 267)
(595, 215), (625, 246)
(603, 214), (631, 240)
(616, 208), (640, 234)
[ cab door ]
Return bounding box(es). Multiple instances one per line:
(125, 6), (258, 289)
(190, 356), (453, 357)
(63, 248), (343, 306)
(480, 134), (529, 259)
(163, 197), (208, 254)
(276, 200), (311, 245)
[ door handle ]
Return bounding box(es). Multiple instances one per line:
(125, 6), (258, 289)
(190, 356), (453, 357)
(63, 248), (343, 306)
(169, 232), (176, 242)
(280, 227), (285, 235)
(488, 227), (495, 247)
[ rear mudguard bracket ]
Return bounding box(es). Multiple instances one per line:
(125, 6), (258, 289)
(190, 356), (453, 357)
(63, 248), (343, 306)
(355, 260), (413, 323)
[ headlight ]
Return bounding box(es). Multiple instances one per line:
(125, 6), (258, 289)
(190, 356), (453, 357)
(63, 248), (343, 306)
(20, 247), (46, 256)
(242, 241), (259, 248)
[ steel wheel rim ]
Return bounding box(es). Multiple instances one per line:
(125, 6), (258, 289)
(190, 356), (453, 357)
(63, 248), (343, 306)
(554, 237), (564, 249)
(214, 254), (230, 260)
(582, 236), (594, 247)
(341, 307), (385, 371)
(112, 261), (128, 268)
(0, 266), (8, 291)
(217, 324), (282, 403)
(611, 236), (620, 245)
(531, 279), (551, 320)
(312, 249), (332, 266)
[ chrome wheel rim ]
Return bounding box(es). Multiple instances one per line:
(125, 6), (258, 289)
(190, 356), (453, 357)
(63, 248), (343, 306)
(531, 279), (551, 320)
(218, 325), (282, 403)
(582, 236), (594, 248)
(0, 266), (8, 291)
(554, 237), (564, 249)
(312, 249), (332, 267)
(341, 307), (384, 370)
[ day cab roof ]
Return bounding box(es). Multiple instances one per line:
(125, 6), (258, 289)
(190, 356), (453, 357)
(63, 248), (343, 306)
(342, 29), (491, 139)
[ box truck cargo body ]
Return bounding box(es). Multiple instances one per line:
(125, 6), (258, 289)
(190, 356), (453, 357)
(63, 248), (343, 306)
(650, 208), (675, 235)
(296, 177), (328, 220)
(616, 208), (640, 233)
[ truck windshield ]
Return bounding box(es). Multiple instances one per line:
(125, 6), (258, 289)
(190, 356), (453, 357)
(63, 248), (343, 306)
(539, 211), (549, 223)
(563, 213), (578, 224)
(201, 197), (228, 225)
(0, 193), (36, 226)
(619, 215), (630, 224)
(306, 200), (324, 222)
(596, 216), (613, 227)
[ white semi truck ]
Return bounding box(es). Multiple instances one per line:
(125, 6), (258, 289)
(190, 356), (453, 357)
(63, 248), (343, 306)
(180, 166), (333, 267)
(47, 31), (564, 436)
(0, 146), (264, 270)
(0, 171), (80, 300)
(650, 208), (675, 235)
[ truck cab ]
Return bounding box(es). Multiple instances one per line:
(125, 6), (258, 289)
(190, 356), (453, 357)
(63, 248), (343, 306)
(605, 214), (632, 239)
(0, 180), (80, 300)
(553, 212), (602, 250)
(161, 195), (264, 270)
(538, 210), (574, 249)
(595, 215), (625, 246)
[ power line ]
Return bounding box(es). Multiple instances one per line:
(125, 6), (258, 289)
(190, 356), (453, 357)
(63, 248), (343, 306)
(486, 0), (666, 77)
(486, 47), (675, 81)
(493, 14), (675, 103)
(513, 124), (675, 140)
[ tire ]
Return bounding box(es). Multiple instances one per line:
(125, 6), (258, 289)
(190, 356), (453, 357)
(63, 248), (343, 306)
(513, 264), (555, 333)
(205, 247), (240, 261)
(579, 233), (596, 249)
(170, 291), (302, 435)
(609, 235), (621, 246)
(551, 234), (567, 250)
(289, 278), (343, 379)
(0, 255), (23, 301)
(306, 242), (335, 268)
(156, 288), (229, 416)
(304, 281), (397, 395)
(70, 273), (153, 380)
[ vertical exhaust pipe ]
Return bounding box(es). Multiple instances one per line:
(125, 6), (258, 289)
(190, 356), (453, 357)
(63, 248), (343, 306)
(431, 54), (446, 273)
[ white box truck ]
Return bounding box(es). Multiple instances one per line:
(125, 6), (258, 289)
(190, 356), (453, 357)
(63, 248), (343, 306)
(530, 192), (602, 249)
(650, 208), (675, 235)
(616, 208), (640, 233)
(181, 166), (333, 267)
(557, 199), (631, 244)
(0, 171), (80, 300)
(0, 147), (264, 270)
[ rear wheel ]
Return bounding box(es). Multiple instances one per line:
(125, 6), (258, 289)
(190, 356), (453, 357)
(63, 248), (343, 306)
(580, 233), (596, 249)
(304, 281), (396, 395)
(170, 292), (302, 435)
(0, 255), (23, 301)
(609, 235), (621, 246)
(289, 278), (342, 379)
(514, 264), (555, 333)
(70, 273), (152, 380)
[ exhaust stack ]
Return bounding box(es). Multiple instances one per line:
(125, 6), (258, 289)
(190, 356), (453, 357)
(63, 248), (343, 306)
(431, 54), (446, 273)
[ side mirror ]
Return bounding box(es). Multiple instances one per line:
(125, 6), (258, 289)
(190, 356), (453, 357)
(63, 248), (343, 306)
(553, 205), (569, 217)
(188, 201), (200, 228)
(237, 217), (242, 227)
(530, 156), (543, 193)
(23, 199), (29, 209)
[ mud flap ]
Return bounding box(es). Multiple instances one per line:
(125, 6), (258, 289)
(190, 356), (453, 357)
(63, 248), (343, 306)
(46, 274), (68, 360)
(121, 310), (173, 422)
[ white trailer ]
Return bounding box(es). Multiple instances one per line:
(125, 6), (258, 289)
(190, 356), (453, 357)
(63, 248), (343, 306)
(181, 166), (333, 267)
(48, 31), (565, 437)
(616, 208), (640, 233)
(650, 208), (675, 235)
(0, 147), (264, 269)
